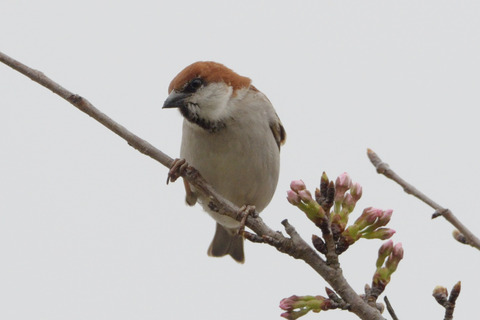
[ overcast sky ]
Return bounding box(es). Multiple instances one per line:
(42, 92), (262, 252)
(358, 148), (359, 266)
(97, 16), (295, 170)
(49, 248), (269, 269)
(1, 1), (479, 319)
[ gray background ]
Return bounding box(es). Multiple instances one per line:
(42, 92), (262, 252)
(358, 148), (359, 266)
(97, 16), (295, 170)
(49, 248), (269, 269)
(1, 1), (479, 319)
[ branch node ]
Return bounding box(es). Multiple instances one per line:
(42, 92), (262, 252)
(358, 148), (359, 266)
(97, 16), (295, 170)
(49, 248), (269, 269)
(432, 208), (449, 219)
(67, 94), (82, 104)
(243, 231), (265, 243)
(452, 229), (468, 244)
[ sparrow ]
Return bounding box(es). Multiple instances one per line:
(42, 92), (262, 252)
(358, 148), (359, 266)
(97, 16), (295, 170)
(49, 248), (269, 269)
(163, 61), (286, 263)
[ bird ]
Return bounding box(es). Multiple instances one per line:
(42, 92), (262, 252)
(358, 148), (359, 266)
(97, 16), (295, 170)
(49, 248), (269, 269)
(163, 61), (286, 263)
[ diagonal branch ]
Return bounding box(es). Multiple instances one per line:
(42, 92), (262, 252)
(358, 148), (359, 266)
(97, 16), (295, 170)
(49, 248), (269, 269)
(0, 50), (384, 320)
(0, 52), (174, 169)
(383, 296), (399, 320)
(367, 149), (480, 250)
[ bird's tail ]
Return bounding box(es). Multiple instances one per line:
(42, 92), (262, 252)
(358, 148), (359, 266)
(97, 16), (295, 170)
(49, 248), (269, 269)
(207, 223), (245, 263)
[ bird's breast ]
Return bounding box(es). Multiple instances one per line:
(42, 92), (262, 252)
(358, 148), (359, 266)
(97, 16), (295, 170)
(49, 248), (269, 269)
(180, 118), (280, 213)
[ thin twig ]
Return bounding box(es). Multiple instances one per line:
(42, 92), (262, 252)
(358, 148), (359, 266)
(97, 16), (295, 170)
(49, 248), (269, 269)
(0, 50), (385, 320)
(444, 282), (461, 320)
(384, 296), (399, 320)
(367, 149), (480, 250)
(433, 282), (461, 320)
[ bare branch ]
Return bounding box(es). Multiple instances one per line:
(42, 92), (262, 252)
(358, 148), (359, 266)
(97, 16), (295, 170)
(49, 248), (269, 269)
(0, 52), (174, 169)
(384, 296), (399, 320)
(367, 149), (480, 250)
(1, 50), (386, 320)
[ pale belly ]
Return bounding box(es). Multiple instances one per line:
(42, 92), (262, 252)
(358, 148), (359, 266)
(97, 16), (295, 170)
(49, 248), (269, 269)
(180, 120), (280, 228)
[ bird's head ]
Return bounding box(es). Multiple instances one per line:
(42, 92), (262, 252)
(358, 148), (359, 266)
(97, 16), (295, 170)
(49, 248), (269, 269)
(163, 61), (252, 131)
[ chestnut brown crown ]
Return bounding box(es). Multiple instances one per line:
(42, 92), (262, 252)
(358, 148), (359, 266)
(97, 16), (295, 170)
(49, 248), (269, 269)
(168, 61), (251, 94)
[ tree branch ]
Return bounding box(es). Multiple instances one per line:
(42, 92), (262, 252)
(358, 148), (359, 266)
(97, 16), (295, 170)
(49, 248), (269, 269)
(0, 52), (174, 169)
(367, 149), (480, 250)
(383, 296), (399, 320)
(0, 50), (384, 320)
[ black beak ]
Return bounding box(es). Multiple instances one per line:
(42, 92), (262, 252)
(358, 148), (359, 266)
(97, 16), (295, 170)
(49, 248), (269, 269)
(162, 91), (191, 109)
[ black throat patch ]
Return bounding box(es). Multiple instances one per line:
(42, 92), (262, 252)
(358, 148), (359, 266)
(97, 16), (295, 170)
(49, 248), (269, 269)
(179, 104), (226, 133)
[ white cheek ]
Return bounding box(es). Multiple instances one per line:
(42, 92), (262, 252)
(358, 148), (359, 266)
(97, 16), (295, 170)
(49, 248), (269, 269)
(190, 83), (233, 121)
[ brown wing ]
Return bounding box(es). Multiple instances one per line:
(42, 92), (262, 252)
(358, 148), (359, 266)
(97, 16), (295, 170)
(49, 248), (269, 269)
(270, 114), (286, 150)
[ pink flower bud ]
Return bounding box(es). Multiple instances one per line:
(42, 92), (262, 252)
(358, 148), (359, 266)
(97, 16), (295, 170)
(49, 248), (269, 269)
(364, 207), (383, 223)
(298, 189), (313, 203)
(353, 207), (382, 230)
(336, 172), (352, 189)
(334, 172), (352, 201)
(279, 295), (331, 319)
(376, 209), (393, 227)
(280, 295), (300, 311)
(342, 193), (356, 212)
(290, 180), (306, 192)
(392, 242), (404, 260)
(385, 242), (403, 273)
(378, 239), (394, 256)
(350, 182), (363, 201)
(363, 228), (396, 240)
(376, 240), (394, 268)
(287, 190), (301, 205)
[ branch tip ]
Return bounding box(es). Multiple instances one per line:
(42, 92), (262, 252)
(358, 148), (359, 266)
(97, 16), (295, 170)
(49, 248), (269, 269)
(367, 150), (480, 251)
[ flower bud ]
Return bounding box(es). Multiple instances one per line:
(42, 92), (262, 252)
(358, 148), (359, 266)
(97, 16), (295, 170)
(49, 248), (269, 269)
(376, 240), (394, 268)
(342, 193), (356, 214)
(336, 172), (352, 190)
(362, 228), (396, 240)
(375, 209), (393, 228)
(450, 281), (461, 301)
(353, 207), (382, 231)
(290, 180), (306, 192)
(280, 295), (331, 319)
(312, 235), (326, 254)
(298, 189), (314, 203)
(281, 309), (309, 320)
(287, 190), (301, 205)
(432, 286), (448, 306)
(385, 242), (403, 273)
(321, 172), (329, 186)
(280, 295), (300, 311)
(452, 229), (467, 244)
(392, 242), (404, 260)
(334, 172), (352, 202)
(350, 182), (363, 201)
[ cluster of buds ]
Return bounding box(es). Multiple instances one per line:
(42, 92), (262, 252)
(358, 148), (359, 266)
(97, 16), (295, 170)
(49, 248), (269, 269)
(371, 240), (404, 295)
(283, 172), (403, 318)
(287, 173), (396, 254)
(279, 295), (334, 320)
(287, 180), (326, 227)
(330, 173), (363, 235)
(340, 207), (396, 248)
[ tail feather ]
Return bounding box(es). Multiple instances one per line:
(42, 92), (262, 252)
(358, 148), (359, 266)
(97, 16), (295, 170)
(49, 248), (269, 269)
(207, 223), (245, 263)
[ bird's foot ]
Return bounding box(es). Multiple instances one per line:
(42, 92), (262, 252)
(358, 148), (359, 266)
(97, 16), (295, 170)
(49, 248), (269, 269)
(237, 205), (257, 236)
(167, 158), (189, 184)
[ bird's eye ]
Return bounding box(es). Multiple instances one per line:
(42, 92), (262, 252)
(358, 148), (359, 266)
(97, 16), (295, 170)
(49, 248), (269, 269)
(185, 78), (204, 93)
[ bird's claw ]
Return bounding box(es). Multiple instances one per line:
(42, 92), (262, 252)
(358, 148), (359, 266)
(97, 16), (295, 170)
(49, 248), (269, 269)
(237, 205), (257, 236)
(167, 158), (189, 184)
